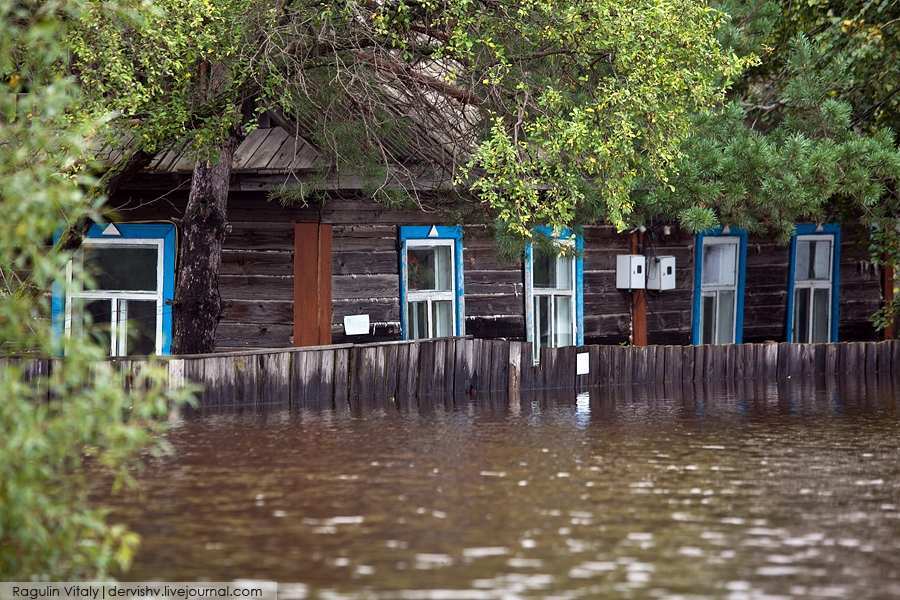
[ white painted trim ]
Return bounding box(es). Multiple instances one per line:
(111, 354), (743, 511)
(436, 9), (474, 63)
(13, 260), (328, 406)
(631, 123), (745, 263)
(404, 238), (457, 337)
(64, 237), (165, 355)
(792, 234), (834, 343)
(699, 236), (740, 343)
(525, 239), (577, 363)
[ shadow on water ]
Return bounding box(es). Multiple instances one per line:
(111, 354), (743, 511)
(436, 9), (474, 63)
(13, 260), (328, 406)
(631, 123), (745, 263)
(119, 375), (900, 598)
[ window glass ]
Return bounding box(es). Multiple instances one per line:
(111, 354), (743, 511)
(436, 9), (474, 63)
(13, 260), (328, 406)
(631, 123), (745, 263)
(533, 248), (555, 288)
(716, 290), (736, 344)
(408, 245), (451, 291)
(536, 295), (551, 351)
(72, 298), (112, 352)
(432, 300), (453, 338)
(554, 296), (573, 347)
(702, 242), (737, 286)
(407, 301), (427, 340)
(82, 245), (158, 291)
(556, 255), (574, 290)
(796, 239), (832, 281)
(701, 294), (715, 344)
(119, 299), (157, 356)
(812, 288), (830, 343)
(794, 288), (811, 343)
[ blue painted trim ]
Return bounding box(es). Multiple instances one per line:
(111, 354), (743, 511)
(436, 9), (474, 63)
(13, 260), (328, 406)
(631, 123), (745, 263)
(50, 223), (177, 355)
(690, 226), (748, 345)
(398, 225), (465, 339)
(785, 223), (841, 342)
(528, 226), (584, 346)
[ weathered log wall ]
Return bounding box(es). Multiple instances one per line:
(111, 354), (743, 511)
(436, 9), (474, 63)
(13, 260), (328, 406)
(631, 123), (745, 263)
(108, 188), (885, 351)
(743, 223), (881, 343)
(6, 339), (898, 410)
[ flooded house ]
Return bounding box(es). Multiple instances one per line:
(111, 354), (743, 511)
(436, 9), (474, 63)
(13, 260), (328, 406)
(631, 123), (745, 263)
(54, 123), (890, 358)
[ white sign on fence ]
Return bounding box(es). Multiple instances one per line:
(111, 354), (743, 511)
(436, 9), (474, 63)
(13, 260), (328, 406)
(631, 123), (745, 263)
(576, 352), (590, 375)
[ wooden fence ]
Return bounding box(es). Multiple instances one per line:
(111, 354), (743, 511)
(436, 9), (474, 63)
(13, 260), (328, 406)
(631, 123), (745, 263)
(3, 338), (899, 409)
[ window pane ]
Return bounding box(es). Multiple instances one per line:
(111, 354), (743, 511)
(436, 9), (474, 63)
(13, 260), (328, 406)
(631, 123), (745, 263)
(553, 295), (574, 347)
(82, 245), (158, 291)
(408, 300), (428, 339)
(794, 288), (811, 343)
(533, 247), (555, 288)
(434, 246), (452, 291)
(716, 290), (736, 344)
(556, 255), (574, 290)
(408, 248), (436, 290)
(701, 294), (716, 344)
(702, 242), (737, 286)
(432, 300), (453, 338)
(812, 288), (830, 343)
(536, 295), (550, 351)
(796, 239), (832, 281)
(408, 245), (452, 291)
(71, 298), (112, 355)
(120, 299), (157, 355)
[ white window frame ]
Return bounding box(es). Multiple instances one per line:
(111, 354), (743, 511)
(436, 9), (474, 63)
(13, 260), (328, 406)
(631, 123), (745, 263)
(791, 234), (834, 343)
(404, 238), (457, 339)
(525, 238), (577, 362)
(64, 237), (165, 356)
(699, 236), (740, 345)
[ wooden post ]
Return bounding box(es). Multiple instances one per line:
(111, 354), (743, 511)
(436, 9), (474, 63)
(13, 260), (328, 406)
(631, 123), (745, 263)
(884, 263), (895, 340)
(630, 231), (648, 346)
(293, 223), (333, 346)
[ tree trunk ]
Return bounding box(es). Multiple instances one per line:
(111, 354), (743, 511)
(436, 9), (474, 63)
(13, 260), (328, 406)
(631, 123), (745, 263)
(171, 139), (236, 354)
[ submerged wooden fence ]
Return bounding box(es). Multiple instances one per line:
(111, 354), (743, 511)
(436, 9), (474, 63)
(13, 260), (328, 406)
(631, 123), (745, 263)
(4, 338), (899, 409)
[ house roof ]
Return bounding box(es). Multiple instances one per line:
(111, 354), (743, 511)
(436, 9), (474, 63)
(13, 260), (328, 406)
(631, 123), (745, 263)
(145, 127), (322, 174)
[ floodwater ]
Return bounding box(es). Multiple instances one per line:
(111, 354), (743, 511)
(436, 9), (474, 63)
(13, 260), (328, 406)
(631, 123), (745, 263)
(110, 377), (900, 598)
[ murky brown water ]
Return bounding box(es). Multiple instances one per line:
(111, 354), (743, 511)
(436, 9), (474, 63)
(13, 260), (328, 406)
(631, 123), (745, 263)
(111, 377), (900, 598)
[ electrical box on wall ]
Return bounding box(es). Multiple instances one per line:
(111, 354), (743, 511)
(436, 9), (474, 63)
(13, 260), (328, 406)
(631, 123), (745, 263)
(616, 255), (646, 289)
(647, 256), (676, 290)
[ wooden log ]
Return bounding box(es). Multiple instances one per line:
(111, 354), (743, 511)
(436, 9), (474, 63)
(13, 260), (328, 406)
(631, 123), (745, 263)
(775, 342), (789, 380)
(893, 340), (900, 379)
(877, 340), (892, 376)
(692, 345), (704, 382)
(444, 338), (457, 395)
(508, 341), (523, 396)
(618, 346), (632, 386)
(433, 339), (447, 396)
(653, 345), (666, 384)
(681, 345), (694, 383)
(634, 346), (648, 384)
(494, 340), (509, 393)
(333, 347), (351, 411)
(317, 349), (335, 408)
(372, 344), (387, 403)
(258, 351), (291, 405)
(520, 342), (534, 391)
(824, 343), (838, 379)
(417, 340), (435, 399)
(576, 345), (599, 390)
(864, 342), (878, 380)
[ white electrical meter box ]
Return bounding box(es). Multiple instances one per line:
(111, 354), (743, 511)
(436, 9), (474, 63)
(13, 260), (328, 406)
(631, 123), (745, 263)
(616, 255), (646, 289)
(647, 256), (676, 290)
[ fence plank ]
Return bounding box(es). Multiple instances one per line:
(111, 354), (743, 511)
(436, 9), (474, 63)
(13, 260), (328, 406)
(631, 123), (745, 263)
(333, 348), (350, 411)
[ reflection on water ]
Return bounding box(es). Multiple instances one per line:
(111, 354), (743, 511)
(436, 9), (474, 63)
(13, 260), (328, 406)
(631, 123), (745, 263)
(111, 377), (900, 598)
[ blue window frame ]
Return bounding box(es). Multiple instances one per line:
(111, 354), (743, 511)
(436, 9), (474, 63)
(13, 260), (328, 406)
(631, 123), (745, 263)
(786, 223), (841, 343)
(691, 226), (748, 345)
(524, 226), (584, 360)
(52, 223), (176, 355)
(399, 225), (464, 339)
